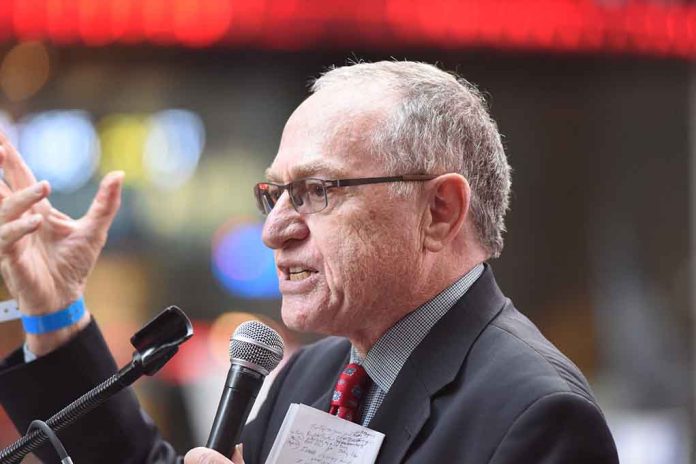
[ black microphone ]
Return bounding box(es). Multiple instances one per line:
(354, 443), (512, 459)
(206, 320), (285, 458)
(0, 306), (193, 464)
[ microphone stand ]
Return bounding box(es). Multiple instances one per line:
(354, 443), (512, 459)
(0, 306), (193, 464)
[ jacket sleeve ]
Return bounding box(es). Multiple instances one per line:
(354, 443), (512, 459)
(488, 391), (619, 464)
(0, 319), (181, 464)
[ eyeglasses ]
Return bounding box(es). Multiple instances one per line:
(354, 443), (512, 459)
(253, 174), (436, 215)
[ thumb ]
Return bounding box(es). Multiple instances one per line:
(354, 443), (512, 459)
(184, 447), (235, 464)
(83, 171), (124, 231)
(232, 444), (244, 462)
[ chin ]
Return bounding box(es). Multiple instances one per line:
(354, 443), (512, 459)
(280, 300), (335, 335)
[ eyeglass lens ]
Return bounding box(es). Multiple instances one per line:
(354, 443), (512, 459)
(254, 179), (328, 215)
(254, 183), (278, 214)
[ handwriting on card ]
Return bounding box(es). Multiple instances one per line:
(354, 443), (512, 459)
(265, 404), (384, 464)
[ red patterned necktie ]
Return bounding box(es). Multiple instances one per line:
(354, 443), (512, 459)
(328, 363), (371, 423)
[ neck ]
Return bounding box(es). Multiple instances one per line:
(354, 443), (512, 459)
(348, 259), (484, 357)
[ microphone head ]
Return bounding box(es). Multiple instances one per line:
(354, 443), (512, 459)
(229, 320), (285, 376)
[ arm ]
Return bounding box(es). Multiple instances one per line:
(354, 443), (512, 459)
(489, 392), (619, 464)
(0, 320), (169, 464)
(0, 134), (250, 464)
(0, 134), (160, 462)
(0, 133), (123, 356)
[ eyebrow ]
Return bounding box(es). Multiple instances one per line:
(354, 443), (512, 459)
(265, 159), (349, 183)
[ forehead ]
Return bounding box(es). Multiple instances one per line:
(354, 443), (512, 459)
(265, 86), (391, 182)
(265, 157), (349, 183)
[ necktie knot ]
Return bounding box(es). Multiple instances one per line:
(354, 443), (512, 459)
(329, 363), (370, 423)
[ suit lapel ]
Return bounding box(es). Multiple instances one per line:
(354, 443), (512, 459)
(368, 265), (508, 463)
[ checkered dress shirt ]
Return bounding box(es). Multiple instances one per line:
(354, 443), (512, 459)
(350, 263), (484, 426)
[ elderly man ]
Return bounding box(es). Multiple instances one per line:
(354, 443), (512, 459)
(0, 61), (618, 464)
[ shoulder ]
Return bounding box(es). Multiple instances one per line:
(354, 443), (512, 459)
(487, 388), (618, 463)
(477, 303), (596, 403)
(448, 303), (617, 462)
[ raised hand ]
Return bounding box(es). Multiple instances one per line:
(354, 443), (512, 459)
(0, 133), (124, 355)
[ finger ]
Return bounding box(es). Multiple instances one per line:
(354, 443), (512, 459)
(0, 147), (12, 198)
(0, 181), (50, 224)
(82, 171), (124, 229)
(0, 133), (38, 190)
(184, 447), (234, 464)
(0, 214), (42, 254)
(0, 143), (51, 214)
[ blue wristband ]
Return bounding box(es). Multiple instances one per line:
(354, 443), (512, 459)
(21, 297), (86, 334)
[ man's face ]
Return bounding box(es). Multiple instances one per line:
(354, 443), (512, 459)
(262, 87), (425, 339)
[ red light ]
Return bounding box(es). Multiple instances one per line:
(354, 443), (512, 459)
(173, 0), (233, 47)
(78, 0), (113, 45)
(13, 0), (47, 41)
(0, 1), (14, 41)
(46, 0), (79, 45)
(1, 0), (696, 58)
(157, 321), (214, 384)
(142, 0), (175, 45)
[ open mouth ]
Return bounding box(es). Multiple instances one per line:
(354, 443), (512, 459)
(287, 268), (317, 281)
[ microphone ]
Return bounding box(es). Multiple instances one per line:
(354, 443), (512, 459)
(0, 306), (193, 464)
(206, 320), (285, 458)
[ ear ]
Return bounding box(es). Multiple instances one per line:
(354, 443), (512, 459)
(422, 173), (470, 253)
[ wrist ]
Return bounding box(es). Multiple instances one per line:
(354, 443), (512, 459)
(25, 310), (90, 357)
(24, 298), (91, 357)
(18, 289), (84, 316)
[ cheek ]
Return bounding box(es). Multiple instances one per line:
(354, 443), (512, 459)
(329, 211), (418, 295)
(309, 214), (374, 304)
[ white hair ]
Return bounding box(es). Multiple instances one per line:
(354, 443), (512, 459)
(311, 61), (511, 258)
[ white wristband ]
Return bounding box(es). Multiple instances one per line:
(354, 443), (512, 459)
(0, 300), (37, 362)
(0, 299), (20, 323)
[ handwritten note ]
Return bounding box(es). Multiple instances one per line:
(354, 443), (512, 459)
(265, 404), (385, 464)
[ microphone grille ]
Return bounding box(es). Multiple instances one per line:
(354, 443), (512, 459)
(229, 320), (284, 375)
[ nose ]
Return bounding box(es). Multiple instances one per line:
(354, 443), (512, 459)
(261, 191), (309, 249)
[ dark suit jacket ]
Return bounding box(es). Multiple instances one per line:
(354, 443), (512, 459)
(0, 266), (618, 463)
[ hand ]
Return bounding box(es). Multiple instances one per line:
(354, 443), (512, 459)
(0, 133), (123, 354)
(184, 445), (244, 464)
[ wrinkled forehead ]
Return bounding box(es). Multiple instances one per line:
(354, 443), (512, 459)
(265, 86), (393, 183)
(265, 157), (350, 183)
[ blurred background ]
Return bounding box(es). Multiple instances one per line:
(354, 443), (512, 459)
(0, 0), (693, 462)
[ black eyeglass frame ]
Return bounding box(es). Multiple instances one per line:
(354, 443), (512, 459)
(254, 174), (436, 215)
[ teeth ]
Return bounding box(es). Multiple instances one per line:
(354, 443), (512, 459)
(289, 270), (313, 281)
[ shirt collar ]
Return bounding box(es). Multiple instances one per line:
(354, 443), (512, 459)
(350, 263), (484, 392)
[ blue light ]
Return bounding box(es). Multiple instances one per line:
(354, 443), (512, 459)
(143, 109), (205, 190)
(212, 222), (280, 299)
(19, 110), (99, 192)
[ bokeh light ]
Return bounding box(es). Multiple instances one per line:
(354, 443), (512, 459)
(0, 41), (50, 102)
(98, 113), (150, 186)
(19, 110), (99, 192)
(212, 221), (279, 300)
(143, 109), (205, 190)
(157, 321), (215, 385)
(1, 1), (695, 58)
